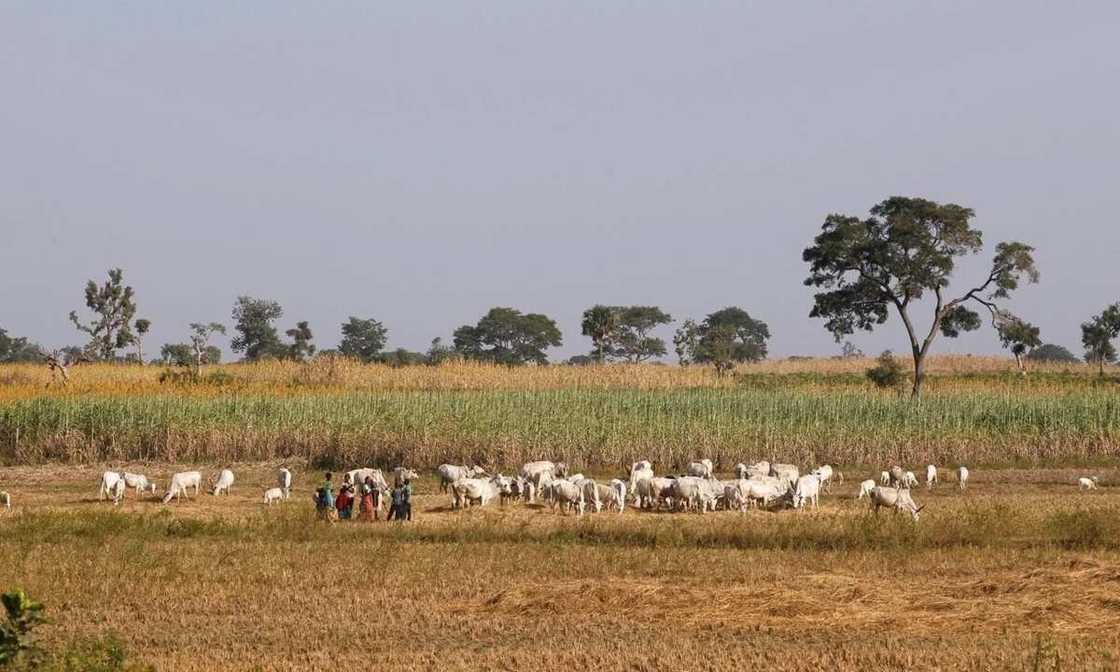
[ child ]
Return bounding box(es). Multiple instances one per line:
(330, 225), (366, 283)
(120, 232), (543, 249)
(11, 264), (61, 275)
(336, 484), (354, 520)
(315, 472), (337, 523)
(359, 476), (379, 521)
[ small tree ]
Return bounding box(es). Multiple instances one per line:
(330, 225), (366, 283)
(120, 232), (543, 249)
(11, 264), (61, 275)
(0, 328), (41, 363)
(672, 319), (700, 366)
(995, 313), (1041, 374)
(69, 268), (139, 361)
(338, 317), (388, 363)
(426, 337), (459, 365)
(614, 306), (672, 363)
(839, 341), (863, 359)
(804, 196), (1039, 399)
(580, 306), (618, 363)
(231, 296), (284, 361)
(701, 324), (738, 376)
(285, 321), (316, 361)
(1081, 303), (1120, 376)
(695, 307), (769, 364)
(188, 322), (226, 375)
(133, 319), (151, 365)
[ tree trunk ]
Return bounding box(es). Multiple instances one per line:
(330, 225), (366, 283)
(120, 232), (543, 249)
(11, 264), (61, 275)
(136, 338), (145, 366)
(1014, 352), (1025, 375)
(911, 349), (926, 400)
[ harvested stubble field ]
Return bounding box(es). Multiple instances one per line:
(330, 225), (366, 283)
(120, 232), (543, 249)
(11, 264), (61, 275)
(1, 464), (1120, 670)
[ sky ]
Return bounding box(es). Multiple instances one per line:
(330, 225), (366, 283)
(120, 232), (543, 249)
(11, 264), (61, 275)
(2, 2), (1118, 361)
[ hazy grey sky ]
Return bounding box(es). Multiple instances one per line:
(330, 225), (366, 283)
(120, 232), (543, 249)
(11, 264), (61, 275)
(2, 2), (1118, 361)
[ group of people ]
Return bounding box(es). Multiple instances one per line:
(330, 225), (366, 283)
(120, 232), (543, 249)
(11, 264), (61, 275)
(313, 472), (413, 523)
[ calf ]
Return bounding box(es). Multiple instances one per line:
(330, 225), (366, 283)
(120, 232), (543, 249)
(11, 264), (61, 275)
(210, 469), (235, 496)
(926, 465), (938, 489)
(880, 471), (891, 485)
(1078, 476), (1100, 490)
(857, 479), (876, 500)
(957, 466), (970, 490)
(263, 487), (285, 505)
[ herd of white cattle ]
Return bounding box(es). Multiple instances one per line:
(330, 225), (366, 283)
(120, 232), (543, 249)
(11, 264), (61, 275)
(0, 462), (1108, 517)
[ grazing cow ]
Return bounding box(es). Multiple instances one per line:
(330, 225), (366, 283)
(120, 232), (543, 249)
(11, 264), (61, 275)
(438, 464), (485, 492)
(647, 476), (677, 510)
(1078, 476), (1100, 490)
(99, 471), (123, 502)
(748, 474), (789, 494)
(770, 464), (799, 488)
(263, 487), (284, 505)
(811, 465), (835, 492)
(857, 479), (876, 499)
(903, 471), (919, 489)
(725, 479), (770, 512)
(451, 476), (502, 509)
(670, 477), (713, 513)
(888, 466), (907, 489)
(745, 479), (784, 509)
(548, 480), (585, 515)
(498, 476), (533, 505)
(880, 471), (891, 485)
(576, 478), (602, 513)
(926, 465), (937, 489)
(686, 459), (715, 479)
(791, 474), (821, 511)
(700, 478), (726, 511)
(869, 486), (924, 521)
(278, 468), (292, 499)
(957, 466), (970, 490)
(161, 471), (202, 504)
(123, 473), (157, 497)
(210, 469), (235, 496)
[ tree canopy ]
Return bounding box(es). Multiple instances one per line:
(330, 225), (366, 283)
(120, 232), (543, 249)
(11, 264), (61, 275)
(1081, 303), (1120, 375)
(1026, 343), (1080, 364)
(338, 317), (388, 363)
(285, 321), (316, 361)
(0, 327), (41, 363)
(69, 268), (139, 361)
(803, 196), (1039, 398)
(230, 297), (284, 361)
(453, 307), (562, 365)
(580, 305), (672, 362)
(673, 307), (770, 372)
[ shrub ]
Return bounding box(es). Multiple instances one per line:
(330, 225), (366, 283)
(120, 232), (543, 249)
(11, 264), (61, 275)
(866, 351), (904, 389)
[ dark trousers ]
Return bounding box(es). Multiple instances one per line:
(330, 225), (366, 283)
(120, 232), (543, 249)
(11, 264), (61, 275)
(388, 503), (412, 521)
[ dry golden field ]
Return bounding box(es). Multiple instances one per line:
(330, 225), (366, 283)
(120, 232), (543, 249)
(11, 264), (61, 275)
(2, 462), (1120, 671)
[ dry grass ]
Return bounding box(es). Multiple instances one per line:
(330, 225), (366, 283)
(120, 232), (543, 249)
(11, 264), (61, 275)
(2, 463), (1120, 670)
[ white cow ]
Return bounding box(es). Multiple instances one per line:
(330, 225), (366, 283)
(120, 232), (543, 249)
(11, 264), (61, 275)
(161, 471), (202, 504)
(549, 480), (585, 515)
(926, 465), (938, 489)
(880, 471), (891, 485)
(346, 469), (389, 497)
(263, 487), (285, 505)
(110, 478), (126, 505)
(520, 461), (568, 502)
(629, 461), (654, 503)
(123, 472), (157, 497)
(1, 491), (9, 510)
(957, 466), (970, 490)
(746, 461), (771, 479)
(733, 463), (748, 480)
(393, 467), (418, 488)
(451, 477), (501, 509)
(577, 478), (602, 513)
(791, 474), (821, 510)
(210, 469), (235, 496)
(811, 465), (835, 492)
(670, 477), (713, 512)
(278, 468), (292, 498)
(1078, 476), (1099, 490)
(438, 464), (485, 492)
(647, 476), (676, 510)
(99, 471), (123, 501)
(903, 471), (920, 489)
(857, 479), (876, 499)
(869, 486), (924, 521)
(888, 466), (907, 488)
(770, 464), (799, 488)
(686, 459), (715, 479)
(726, 479), (779, 512)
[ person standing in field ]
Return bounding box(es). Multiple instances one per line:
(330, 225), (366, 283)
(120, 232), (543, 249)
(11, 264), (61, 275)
(315, 472), (337, 522)
(388, 478), (413, 522)
(336, 482), (354, 520)
(359, 476), (379, 521)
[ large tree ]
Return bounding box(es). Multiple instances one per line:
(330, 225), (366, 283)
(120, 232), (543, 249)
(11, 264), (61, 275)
(338, 317), (388, 363)
(1081, 303), (1120, 376)
(1027, 343), (1080, 364)
(231, 297), (284, 361)
(453, 307), (562, 366)
(285, 321), (316, 361)
(803, 196), (1039, 399)
(69, 268), (139, 361)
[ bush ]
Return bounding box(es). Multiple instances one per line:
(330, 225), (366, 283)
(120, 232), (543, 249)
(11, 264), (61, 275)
(866, 351), (905, 389)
